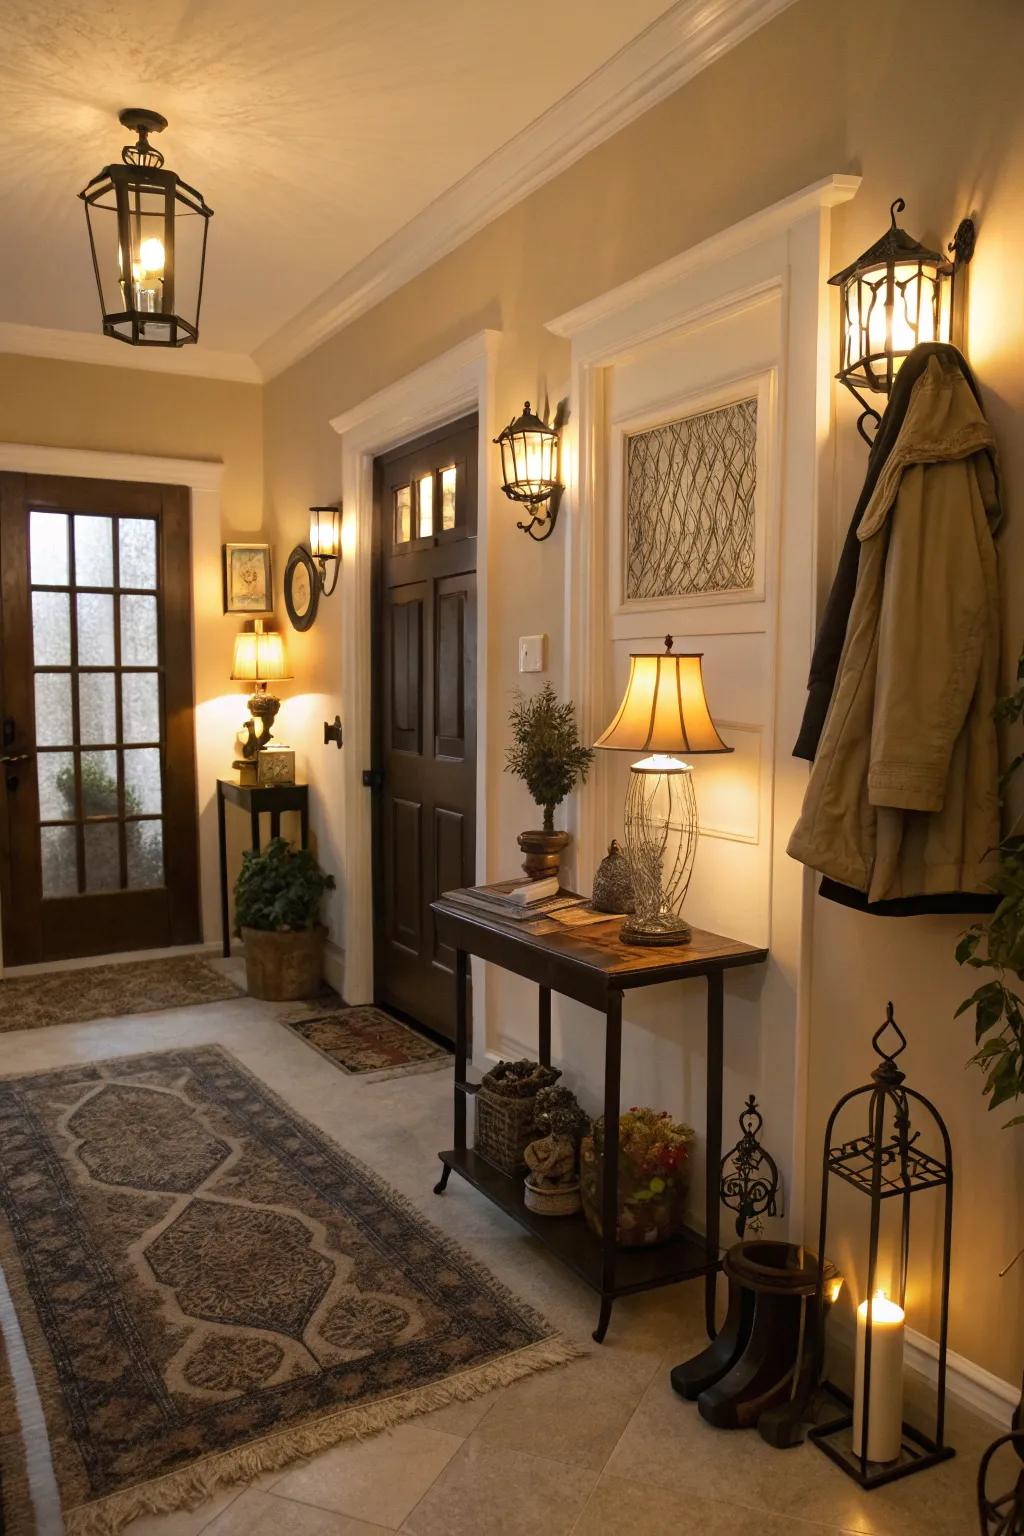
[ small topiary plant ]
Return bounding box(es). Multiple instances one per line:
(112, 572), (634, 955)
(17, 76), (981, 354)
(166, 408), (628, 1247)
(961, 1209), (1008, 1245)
(233, 837), (335, 936)
(504, 683), (594, 833)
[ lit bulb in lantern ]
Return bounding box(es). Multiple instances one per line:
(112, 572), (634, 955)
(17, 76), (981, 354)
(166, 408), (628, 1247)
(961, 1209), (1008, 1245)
(132, 237), (165, 313)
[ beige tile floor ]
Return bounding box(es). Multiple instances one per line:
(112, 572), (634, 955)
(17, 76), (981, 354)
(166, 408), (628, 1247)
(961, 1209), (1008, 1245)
(0, 963), (1000, 1535)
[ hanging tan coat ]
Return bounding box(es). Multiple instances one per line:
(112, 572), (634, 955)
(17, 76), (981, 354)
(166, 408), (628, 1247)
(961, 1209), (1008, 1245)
(788, 354), (1001, 903)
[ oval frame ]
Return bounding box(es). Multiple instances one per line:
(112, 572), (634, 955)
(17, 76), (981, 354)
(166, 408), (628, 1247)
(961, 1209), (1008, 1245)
(284, 545), (320, 632)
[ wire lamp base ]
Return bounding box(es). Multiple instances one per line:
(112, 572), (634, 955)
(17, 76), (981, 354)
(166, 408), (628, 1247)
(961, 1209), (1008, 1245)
(621, 760), (698, 947)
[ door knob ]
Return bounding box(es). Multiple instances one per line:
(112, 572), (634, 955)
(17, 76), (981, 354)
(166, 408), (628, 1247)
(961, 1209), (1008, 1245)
(0, 753), (31, 765)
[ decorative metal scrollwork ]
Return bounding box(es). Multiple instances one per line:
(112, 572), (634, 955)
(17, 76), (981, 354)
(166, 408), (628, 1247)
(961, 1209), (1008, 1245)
(720, 1094), (780, 1239)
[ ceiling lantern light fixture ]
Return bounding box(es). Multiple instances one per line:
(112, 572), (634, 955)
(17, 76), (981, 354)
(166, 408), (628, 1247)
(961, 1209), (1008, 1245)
(828, 197), (976, 444)
(495, 401), (562, 541)
(80, 108), (213, 348)
(308, 505), (342, 596)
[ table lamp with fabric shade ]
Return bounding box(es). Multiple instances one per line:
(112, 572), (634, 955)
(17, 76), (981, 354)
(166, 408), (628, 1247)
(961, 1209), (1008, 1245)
(231, 619), (291, 778)
(594, 637), (731, 945)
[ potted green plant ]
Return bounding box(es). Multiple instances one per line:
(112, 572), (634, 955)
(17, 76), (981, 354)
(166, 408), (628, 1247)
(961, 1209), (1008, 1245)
(234, 837), (335, 1000)
(505, 683), (594, 879)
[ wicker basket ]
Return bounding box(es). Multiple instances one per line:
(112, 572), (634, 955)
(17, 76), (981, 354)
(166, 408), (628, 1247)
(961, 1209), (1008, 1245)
(475, 1087), (541, 1176)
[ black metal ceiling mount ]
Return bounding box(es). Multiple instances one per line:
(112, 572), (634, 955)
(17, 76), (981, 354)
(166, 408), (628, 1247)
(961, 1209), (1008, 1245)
(79, 108), (213, 348)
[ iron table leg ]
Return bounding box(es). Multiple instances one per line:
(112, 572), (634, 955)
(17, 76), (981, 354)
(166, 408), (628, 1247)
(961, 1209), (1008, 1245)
(595, 988), (623, 1344)
(435, 948), (468, 1196)
(217, 781), (230, 958)
(538, 986), (551, 1067)
(705, 969), (725, 1339)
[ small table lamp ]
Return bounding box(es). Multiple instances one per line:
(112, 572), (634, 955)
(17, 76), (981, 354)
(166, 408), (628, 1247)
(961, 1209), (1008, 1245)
(231, 619), (291, 776)
(594, 636), (731, 945)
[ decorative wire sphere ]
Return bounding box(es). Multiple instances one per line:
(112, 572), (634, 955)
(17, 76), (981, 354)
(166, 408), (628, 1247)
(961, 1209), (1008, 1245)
(621, 763), (697, 943)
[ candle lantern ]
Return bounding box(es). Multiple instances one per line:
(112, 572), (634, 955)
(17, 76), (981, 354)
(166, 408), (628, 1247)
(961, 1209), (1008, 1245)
(809, 1003), (955, 1488)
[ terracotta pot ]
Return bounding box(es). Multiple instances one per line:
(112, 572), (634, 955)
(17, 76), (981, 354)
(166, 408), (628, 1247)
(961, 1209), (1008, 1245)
(517, 828), (571, 881)
(241, 924), (326, 1000)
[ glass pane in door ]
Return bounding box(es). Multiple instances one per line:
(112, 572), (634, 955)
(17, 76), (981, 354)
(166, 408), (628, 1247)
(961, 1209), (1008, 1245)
(30, 509), (164, 899)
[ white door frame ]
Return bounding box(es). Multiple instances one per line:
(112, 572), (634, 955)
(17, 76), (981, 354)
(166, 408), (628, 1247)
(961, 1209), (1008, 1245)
(546, 174), (860, 1235)
(329, 329), (500, 1006)
(0, 442), (225, 968)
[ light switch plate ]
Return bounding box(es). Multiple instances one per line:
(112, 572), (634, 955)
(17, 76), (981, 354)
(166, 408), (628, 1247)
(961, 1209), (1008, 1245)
(518, 634), (546, 673)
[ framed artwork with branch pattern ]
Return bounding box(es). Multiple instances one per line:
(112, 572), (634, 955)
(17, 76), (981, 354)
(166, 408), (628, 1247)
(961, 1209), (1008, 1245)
(223, 543), (273, 614)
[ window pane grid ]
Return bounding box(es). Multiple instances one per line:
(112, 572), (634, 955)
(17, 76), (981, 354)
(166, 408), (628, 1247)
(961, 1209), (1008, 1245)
(29, 509), (164, 898)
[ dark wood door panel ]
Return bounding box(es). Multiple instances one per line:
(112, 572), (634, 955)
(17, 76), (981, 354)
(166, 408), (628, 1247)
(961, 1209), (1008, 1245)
(372, 417), (477, 1039)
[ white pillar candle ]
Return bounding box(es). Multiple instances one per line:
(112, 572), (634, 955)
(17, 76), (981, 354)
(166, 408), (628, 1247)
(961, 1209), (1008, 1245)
(852, 1291), (905, 1462)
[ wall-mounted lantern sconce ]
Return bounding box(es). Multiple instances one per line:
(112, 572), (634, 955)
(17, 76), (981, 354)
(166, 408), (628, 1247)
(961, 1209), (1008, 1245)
(308, 505), (342, 595)
(829, 198), (976, 444)
(495, 401), (563, 541)
(79, 108), (213, 348)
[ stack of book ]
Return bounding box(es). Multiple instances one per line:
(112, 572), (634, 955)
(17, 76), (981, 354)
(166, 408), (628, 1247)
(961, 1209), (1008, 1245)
(442, 876), (586, 923)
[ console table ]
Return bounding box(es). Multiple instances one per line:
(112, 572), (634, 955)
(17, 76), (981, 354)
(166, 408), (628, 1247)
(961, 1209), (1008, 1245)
(216, 779), (309, 957)
(430, 892), (768, 1343)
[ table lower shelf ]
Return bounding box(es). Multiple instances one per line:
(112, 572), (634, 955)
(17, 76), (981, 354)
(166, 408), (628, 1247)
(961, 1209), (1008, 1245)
(438, 1147), (719, 1298)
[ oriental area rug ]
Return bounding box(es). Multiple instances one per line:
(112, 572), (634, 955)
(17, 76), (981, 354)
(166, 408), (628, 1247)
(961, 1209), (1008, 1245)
(280, 1005), (450, 1080)
(0, 1045), (575, 1534)
(0, 957), (242, 1033)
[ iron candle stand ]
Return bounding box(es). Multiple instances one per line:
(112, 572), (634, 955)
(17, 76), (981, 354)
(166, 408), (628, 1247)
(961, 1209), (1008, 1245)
(810, 1003), (955, 1489)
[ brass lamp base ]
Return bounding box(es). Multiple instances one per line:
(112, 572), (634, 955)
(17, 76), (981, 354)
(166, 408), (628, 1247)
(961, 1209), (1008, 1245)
(620, 912), (692, 947)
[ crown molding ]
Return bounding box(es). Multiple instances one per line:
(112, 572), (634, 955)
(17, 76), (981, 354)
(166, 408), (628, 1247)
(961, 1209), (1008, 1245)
(255, 0), (800, 381)
(0, 322), (260, 385)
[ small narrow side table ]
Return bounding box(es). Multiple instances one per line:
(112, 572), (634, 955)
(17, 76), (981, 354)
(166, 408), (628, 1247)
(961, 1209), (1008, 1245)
(217, 778), (310, 957)
(431, 892), (768, 1344)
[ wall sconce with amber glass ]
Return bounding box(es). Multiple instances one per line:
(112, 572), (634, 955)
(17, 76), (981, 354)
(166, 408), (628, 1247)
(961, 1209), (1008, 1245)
(829, 197), (976, 444)
(231, 620), (291, 781)
(308, 505), (341, 595)
(495, 401), (562, 541)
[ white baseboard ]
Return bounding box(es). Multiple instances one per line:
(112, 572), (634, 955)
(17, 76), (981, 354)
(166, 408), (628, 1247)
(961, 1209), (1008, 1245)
(906, 1325), (1019, 1431)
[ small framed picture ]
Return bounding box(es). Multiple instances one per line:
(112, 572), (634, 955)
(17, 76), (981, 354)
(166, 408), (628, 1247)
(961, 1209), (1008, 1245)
(223, 543), (273, 614)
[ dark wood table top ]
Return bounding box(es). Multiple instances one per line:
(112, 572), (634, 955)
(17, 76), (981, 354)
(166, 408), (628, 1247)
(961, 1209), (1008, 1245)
(432, 891), (767, 1006)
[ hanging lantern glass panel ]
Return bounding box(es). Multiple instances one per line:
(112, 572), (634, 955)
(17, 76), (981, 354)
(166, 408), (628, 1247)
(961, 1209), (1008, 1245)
(80, 109), (213, 348)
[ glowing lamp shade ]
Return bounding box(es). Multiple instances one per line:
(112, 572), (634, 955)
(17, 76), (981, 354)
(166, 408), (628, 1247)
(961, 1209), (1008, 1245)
(309, 505), (341, 560)
(231, 624), (289, 685)
(595, 648), (731, 757)
(80, 107), (212, 348)
(594, 638), (730, 946)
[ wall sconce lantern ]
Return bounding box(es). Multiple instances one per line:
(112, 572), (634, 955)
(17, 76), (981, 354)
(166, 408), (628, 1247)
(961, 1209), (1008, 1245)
(495, 401), (562, 541)
(231, 620), (291, 782)
(829, 198), (976, 443)
(809, 1004), (954, 1488)
(79, 108), (213, 348)
(308, 505), (342, 595)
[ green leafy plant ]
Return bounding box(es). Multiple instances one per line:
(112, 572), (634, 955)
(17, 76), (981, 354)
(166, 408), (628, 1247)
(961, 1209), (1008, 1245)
(233, 837), (335, 935)
(504, 683), (594, 833)
(955, 643), (1024, 1127)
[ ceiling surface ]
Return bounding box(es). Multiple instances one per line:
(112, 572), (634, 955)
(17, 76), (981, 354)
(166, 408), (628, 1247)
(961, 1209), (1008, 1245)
(0, 0), (676, 360)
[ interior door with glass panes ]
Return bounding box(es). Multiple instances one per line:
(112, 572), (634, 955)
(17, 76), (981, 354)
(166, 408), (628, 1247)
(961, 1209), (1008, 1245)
(0, 473), (200, 966)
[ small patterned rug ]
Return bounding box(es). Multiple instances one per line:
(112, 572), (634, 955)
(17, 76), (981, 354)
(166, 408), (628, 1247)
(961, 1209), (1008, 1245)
(0, 956), (242, 1033)
(280, 1005), (450, 1081)
(0, 1045), (575, 1535)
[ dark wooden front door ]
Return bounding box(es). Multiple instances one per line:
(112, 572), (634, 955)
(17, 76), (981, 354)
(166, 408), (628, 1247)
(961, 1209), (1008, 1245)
(373, 416), (477, 1040)
(0, 473), (201, 966)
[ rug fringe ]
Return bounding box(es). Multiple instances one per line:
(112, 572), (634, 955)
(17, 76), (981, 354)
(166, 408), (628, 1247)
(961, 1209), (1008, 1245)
(66, 1333), (583, 1536)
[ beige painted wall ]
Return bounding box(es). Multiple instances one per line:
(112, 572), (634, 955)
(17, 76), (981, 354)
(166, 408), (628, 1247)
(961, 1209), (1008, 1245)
(0, 353), (266, 952)
(262, 0), (1024, 1384)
